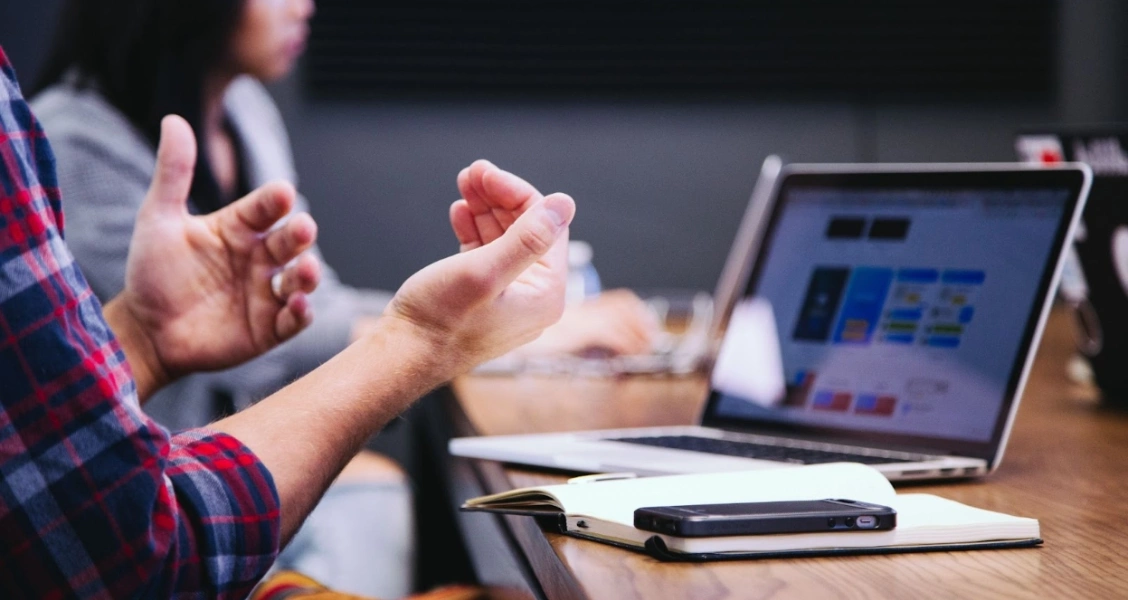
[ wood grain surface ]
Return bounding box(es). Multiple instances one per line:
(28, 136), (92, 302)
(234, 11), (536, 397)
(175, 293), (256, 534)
(452, 308), (1128, 599)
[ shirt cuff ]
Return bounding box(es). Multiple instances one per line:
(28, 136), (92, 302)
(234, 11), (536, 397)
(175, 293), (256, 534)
(166, 428), (282, 597)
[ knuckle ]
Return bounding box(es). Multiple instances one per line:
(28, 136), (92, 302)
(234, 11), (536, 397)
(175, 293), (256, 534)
(157, 154), (194, 185)
(516, 222), (553, 256)
(256, 195), (277, 224)
(274, 229), (299, 257)
(165, 156), (194, 178)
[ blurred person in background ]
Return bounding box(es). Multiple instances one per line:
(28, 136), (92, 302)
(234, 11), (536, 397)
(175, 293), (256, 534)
(31, 0), (657, 596)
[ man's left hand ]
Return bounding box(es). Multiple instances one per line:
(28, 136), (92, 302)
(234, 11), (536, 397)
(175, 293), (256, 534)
(105, 115), (321, 400)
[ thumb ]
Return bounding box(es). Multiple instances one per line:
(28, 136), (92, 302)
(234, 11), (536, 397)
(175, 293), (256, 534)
(474, 193), (575, 291)
(142, 115), (197, 216)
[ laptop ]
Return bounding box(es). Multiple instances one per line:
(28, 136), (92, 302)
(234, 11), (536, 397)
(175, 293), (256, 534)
(451, 163), (1092, 481)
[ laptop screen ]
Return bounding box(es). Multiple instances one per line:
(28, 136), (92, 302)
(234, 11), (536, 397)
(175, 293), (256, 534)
(703, 168), (1086, 459)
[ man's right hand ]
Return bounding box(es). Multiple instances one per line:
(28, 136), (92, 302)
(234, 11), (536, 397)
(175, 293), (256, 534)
(380, 160), (575, 378)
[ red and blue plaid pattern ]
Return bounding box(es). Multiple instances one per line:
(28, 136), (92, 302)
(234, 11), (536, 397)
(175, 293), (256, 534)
(0, 48), (280, 598)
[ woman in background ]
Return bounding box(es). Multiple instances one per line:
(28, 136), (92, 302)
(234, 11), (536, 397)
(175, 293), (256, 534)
(32, 0), (657, 595)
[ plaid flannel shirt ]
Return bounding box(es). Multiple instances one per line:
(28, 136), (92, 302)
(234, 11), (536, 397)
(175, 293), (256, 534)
(0, 48), (280, 598)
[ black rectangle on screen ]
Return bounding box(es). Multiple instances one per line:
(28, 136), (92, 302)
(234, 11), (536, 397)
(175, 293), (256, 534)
(826, 217), (866, 239)
(868, 218), (911, 240)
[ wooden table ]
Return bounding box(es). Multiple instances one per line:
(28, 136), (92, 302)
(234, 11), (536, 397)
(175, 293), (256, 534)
(446, 308), (1128, 599)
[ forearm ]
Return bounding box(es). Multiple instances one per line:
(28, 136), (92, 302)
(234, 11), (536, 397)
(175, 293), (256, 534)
(103, 295), (170, 403)
(210, 316), (451, 541)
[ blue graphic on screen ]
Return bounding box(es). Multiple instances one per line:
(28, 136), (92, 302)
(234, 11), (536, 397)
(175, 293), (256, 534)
(919, 269), (986, 349)
(897, 269), (939, 284)
(943, 270), (987, 285)
(792, 268), (850, 341)
(831, 268), (894, 344)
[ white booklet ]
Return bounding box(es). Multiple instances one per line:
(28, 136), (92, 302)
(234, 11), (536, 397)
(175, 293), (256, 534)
(462, 463), (1041, 560)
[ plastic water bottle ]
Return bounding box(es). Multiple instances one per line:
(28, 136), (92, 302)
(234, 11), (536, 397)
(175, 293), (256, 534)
(566, 240), (601, 304)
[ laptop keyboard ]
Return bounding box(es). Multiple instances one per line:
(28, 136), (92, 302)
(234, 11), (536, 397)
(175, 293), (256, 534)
(609, 435), (919, 465)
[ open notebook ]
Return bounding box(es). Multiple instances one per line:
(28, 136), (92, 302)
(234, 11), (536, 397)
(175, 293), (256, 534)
(462, 463), (1041, 561)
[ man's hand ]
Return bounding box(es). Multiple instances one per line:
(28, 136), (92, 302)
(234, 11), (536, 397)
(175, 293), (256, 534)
(104, 115), (321, 400)
(380, 160), (575, 378)
(451, 162), (656, 358)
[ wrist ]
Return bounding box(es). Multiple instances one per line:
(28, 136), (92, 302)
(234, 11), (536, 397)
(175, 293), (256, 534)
(363, 314), (463, 390)
(103, 295), (172, 401)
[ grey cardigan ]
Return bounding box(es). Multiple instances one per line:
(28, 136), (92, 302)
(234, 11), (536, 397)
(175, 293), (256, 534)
(32, 76), (392, 429)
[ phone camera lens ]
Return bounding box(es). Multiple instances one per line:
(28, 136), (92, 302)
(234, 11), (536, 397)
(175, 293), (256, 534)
(827, 518), (837, 528)
(845, 517), (856, 527)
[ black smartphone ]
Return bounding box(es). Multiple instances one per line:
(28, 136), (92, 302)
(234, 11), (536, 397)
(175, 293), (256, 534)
(634, 499), (896, 537)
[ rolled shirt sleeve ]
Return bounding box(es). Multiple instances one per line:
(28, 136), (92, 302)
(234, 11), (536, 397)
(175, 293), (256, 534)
(0, 48), (281, 599)
(164, 430), (282, 597)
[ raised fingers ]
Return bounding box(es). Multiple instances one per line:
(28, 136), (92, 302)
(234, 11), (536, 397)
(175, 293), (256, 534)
(227, 181), (298, 234)
(273, 253), (321, 299)
(457, 163), (505, 243)
(458, 160), (545, 245)
(450, 199), (482, 252)
(264, 212), (317, 266)
(274, 292), (314, 342)
(480, 164), (542, 213)
(142, 115), (197, 218)
(475, 193), (574, 295)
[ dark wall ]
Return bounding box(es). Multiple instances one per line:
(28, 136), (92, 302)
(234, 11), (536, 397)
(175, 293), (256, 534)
(3, 1), (1126, 293)
(0, 0), (63, 84)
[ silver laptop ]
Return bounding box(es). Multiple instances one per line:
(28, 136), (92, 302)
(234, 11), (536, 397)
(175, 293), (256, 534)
(452, 163), (1092, 481)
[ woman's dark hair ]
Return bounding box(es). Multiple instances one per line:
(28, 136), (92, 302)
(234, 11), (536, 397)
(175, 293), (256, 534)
(34, 0), (248, 213)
